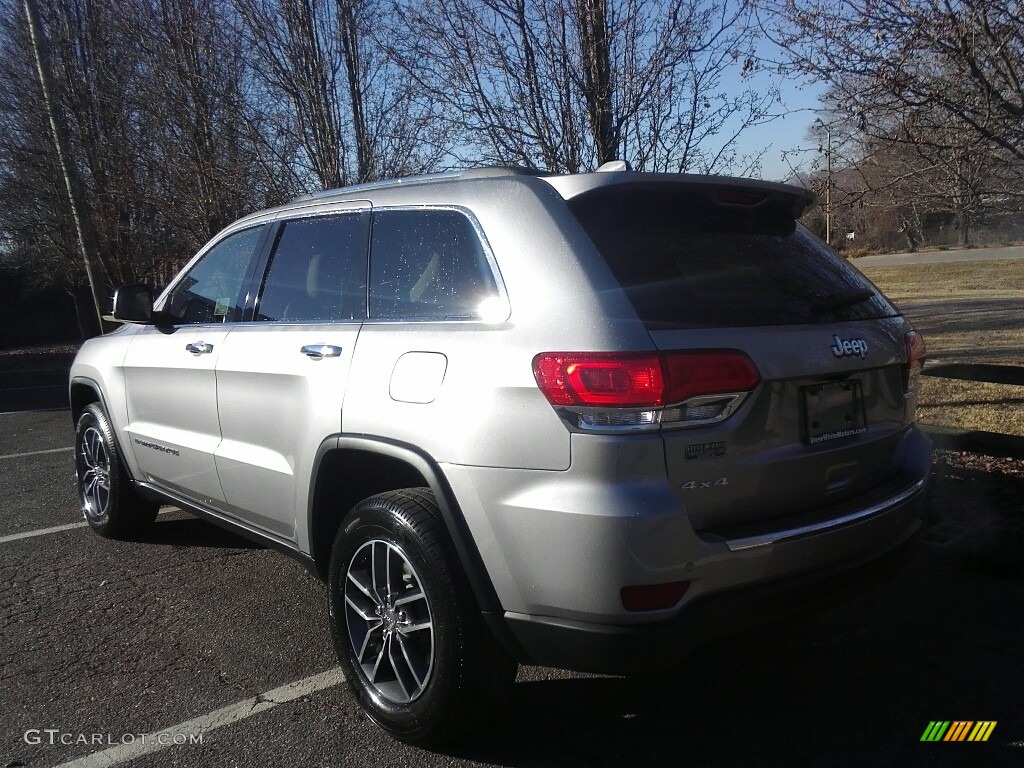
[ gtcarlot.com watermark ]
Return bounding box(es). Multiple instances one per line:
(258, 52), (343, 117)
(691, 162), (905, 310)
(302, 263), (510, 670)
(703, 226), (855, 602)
(24, 729), (203, 747)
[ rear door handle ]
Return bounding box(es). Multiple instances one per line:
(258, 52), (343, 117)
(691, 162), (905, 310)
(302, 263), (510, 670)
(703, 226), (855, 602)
(185, 341), (214, 355)
(300, 344), (343, 359)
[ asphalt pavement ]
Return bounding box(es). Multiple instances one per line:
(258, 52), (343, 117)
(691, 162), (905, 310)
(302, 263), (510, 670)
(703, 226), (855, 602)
(2, 409), (1023, 768)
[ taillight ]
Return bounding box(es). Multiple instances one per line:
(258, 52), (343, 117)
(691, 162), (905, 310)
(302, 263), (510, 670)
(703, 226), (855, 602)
(532, 350), (760, 431)
(661, 352), (761, 403)
(905, 330), (926, 368)
(532, 353), (664, 407)
(904, 330), (927, 400)
(718, 190), (765, 206)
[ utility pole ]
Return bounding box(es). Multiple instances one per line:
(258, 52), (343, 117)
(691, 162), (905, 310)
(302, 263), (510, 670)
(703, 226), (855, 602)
(825, 124), (832, 246)
(23, 0), (107, 335)
(815, 118), (832, 246)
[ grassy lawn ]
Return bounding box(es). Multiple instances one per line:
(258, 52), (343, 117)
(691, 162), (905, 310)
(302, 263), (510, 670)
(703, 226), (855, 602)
(859, 258), (1024, 437)
(858, 258), (1024, 301)
(917, 377), (1024, 437)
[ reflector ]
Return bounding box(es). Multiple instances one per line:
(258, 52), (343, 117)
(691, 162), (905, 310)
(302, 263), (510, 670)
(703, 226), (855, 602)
(621, 581), (690, 611)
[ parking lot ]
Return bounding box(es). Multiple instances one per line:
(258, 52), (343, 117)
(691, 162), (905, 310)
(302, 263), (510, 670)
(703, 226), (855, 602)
(2, 407), (1022, 768)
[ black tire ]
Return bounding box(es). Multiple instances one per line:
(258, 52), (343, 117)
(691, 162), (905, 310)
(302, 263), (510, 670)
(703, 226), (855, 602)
(75, 402), (159, 539)
(328, 488), (516, 745)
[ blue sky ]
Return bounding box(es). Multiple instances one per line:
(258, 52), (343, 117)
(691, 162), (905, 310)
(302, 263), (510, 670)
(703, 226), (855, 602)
(722, 45), (828, 182)
(749, 79), (828, 182)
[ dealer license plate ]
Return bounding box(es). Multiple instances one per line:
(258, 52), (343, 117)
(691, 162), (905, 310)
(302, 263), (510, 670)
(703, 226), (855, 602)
(801, 380), (867, 445)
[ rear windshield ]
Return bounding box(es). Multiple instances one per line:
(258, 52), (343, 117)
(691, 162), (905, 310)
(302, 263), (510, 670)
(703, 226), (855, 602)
(568, 187), (897, 329)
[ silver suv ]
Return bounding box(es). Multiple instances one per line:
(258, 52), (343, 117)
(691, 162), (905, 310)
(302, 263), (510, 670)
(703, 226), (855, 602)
(70, 166), (931, 744)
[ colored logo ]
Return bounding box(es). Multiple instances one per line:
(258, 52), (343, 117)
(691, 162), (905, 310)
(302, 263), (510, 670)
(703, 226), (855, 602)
(921, 721), (996, 742)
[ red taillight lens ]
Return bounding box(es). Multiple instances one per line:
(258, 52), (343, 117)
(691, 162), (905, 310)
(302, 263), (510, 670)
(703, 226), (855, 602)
(661, 352), (761, 403)
(621, 581), (690, 612)
(532, 353), (664, 406)
(903, 330), (927, 406)
(905, 330), (926, 368)
(533, 351), (760, 408)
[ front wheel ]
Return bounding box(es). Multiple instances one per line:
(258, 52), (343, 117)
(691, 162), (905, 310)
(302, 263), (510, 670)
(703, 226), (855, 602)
(328, 488), (516, 745)
(75, 403), (158, 539)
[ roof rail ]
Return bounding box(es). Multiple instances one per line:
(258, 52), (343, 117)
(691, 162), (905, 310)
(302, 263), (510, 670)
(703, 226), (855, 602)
(460, 165), (547, 179)
(289, 166), (547, 203)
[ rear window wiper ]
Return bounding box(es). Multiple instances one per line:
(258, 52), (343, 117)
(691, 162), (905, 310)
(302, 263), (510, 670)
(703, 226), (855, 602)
(810, 288), (876, 315)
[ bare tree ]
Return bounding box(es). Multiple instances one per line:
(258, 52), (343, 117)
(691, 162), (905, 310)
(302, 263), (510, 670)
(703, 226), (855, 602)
(762, 0), (1024, 244)
(233, 0), (441, 189)
(122, 0), (292, 250)
(389, 0), (775, 173)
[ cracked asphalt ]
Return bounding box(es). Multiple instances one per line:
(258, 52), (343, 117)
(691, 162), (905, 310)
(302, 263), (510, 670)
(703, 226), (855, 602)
(2, 408), (1022, 768)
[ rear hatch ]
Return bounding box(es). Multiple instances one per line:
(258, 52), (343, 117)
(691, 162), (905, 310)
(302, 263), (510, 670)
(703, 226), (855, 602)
(559, 178), (918, 533)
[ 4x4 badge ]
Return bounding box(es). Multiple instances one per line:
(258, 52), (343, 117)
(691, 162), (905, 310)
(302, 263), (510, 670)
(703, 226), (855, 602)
(830, 335), (868, 360)
(681, 478), (729, 490)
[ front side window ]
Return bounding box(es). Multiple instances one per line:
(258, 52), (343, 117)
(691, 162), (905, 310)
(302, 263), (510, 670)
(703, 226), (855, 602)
(368, 209), (499, 320)
(256, 212), (370, 322)
(164, 226), (265, 324)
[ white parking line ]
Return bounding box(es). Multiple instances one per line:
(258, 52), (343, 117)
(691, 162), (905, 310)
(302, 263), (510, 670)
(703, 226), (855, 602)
(0, 521), (88, 544)
(52, 667), (347, 768)
(0, 446), (74, 460)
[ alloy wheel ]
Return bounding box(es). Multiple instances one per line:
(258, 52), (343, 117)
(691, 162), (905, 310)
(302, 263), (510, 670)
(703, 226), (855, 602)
(345, 539), (434, 704)
(78, 425), (111, 522)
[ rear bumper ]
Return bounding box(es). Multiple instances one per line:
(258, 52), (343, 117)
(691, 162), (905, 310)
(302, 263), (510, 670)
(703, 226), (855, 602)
(500, 490), (923, 674)
(449, 425), (933, 626)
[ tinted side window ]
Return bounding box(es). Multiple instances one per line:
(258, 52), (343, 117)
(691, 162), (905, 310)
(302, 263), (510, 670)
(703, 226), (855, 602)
(256, 213), (369, 322)
(165, 227), (264, 324)
(369, 209), (498, 320)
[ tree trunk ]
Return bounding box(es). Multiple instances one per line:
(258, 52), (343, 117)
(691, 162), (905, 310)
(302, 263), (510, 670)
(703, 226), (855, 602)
(575, 0), (616, 165)
(337, 0), (373, 182)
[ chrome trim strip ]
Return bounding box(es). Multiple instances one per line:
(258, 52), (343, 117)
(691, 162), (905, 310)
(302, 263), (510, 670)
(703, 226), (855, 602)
(725, 476), (927, 552)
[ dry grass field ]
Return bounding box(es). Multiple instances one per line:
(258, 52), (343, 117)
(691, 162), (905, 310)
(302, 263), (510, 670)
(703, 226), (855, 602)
(859, 258), (1024, 437)
(858, 257), (1024, 302)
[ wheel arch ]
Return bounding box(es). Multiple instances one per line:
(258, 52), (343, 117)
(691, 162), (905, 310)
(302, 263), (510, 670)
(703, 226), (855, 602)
(70, 376), (147, 488)
(69, 376), (104, 423)
(308, 437), (510, 626)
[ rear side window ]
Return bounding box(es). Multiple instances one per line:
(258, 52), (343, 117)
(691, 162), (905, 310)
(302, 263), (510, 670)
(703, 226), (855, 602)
(569, 187), (897, 329)
(369, 209), (499, 320)
(256, 212), (369, 322)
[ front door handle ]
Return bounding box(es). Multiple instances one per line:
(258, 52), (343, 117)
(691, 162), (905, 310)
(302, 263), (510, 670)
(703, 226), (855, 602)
(185, 341), (214, 355)
(300, 344), (343, 359)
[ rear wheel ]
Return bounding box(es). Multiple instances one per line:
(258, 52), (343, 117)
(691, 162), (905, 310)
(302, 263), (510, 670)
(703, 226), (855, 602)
(328, 488), (516, 745)
(75, 403), (158, 539)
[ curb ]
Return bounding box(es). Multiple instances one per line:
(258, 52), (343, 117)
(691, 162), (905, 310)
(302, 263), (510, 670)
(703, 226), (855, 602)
(920, 424), (1024, 460)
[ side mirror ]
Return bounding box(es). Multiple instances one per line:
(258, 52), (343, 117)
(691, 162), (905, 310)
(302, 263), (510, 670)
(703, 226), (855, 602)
(112, 284), (155, 323)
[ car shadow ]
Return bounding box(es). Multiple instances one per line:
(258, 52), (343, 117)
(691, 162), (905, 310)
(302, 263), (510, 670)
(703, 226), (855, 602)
(138, 515), (262, 551)
(436, 590), (1022, 767)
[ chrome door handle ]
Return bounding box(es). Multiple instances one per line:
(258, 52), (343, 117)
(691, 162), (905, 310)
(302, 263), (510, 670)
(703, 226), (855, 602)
(300, 344), (343, 359)
(185, 341), (214, 355)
